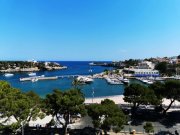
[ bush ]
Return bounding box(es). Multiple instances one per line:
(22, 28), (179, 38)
(144, 122), (154, 133)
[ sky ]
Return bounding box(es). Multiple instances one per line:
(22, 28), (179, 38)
(0, 0), (180, 61)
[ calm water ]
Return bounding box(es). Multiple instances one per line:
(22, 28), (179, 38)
(0, 61), (142, 98)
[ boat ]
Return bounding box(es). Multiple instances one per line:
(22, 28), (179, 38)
(31, 78), (38, 82)
(88, 69), (93, 73)
(89, 62), (95, 66)
(154, 77), (165, 81)
(122, 78), (130, 84)
(4, 73), (14, 77)
(76, 76), (94, 84)
(142, 79), (149, 83)
(146, 80), (154, 84)
(105, 77), (123, 85)
(28, 72), (36, 76)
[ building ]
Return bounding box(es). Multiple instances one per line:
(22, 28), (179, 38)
(136, 61), (155, 69)
(176, 55), (180, 64)
(123, 68), (159, 77)
(123, 61), (159, 77)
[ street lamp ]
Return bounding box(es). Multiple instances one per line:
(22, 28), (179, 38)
(21, 121), (24, 135)
(92, 87), (94, 103)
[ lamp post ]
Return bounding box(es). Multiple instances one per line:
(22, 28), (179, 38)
(92, 87), (94, 103)
(21, 121), (24, 135)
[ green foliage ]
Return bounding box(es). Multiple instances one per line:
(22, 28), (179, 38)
(0, 81), (44, 132)
(104, 69), (109, 75)
(45, 89), (86, 135)
(124, 83), (160, 114)
(87, 99), (127, 133)
(143, 122), (154, 133)
(150, 80), (180, 114)
(178, 55), (180, 59)
(124, 59), (139, 68)
(155, 62), (167, 74)
(72, 79), (83, 88)
(114, 69), (119, 74)
(0, 61), (61, 71)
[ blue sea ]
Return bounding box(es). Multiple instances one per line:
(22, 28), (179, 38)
(0, 61), (141, 98)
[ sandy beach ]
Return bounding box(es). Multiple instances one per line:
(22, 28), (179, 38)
(85, 95), (180, 107)
(85, 95), (126, 104)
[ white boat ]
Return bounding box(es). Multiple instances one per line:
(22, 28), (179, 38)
(146, 80), (154, 84)
(77, 76), (94, 84)
(142, 79), (154, 84)
(31, 78), (38, 82)
(154, 77), (165, 81)
(28, 72), (36, 76)
(89, 62), (95, 66)
(105, 77), (123, 85)
(4, 73), (14, 77)
(89, 69), (93, 73)
(122, 78), (130, 84)
(142, 79), (149, 83)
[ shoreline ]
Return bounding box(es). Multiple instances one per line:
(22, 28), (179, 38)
(85, 95), (180, 106)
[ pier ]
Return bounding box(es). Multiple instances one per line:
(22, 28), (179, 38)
(20, 76), (58, 82)
(19, 75), (82, 82)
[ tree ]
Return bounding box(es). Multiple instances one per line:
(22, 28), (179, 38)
(72, 78), (82, 89)
(150, 80), (180, 114)
(104, 69), (109, 75)
(87, 99), (127, 134)
(155, 62), (167, 75)
(149, 82), (165, 112)
(143, 122), (154, 134)
(45, 89), (86, 135)
(163, 80), (180, 114)
(0, 81), (44, 133)
(124, 83), (159, 114)
(178, 55), (180, 59)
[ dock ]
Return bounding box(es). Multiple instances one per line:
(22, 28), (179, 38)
(20, 76), (58, 82)
(19, 74), (82, 82)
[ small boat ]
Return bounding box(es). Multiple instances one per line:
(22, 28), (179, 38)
(89, 69), (93, 73)
(146, 80), (154, 85)
(4, 73), (14, 77)
(142, 79), (149, 83)
(122, 78), (130, 84)
(31, 78), (38, 82)
(89, 62), (95, 66)
(28, 72), (36, 76)
(105, 77), (123, 85)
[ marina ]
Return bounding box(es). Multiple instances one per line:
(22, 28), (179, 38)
(0, 61), (179, 98)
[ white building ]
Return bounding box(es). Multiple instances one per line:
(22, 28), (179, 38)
(136, 61), (155, 69)
(124, 68), (159, 77)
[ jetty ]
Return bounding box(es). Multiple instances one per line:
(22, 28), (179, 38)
(20, 76), (58, 82)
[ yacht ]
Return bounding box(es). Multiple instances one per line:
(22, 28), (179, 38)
(4, 73), (14, 77)
(77, 76), (94, 84)
(105, 77), (123, 85)
(122, 78), (130, 84)
(28, 72), (36, 76)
